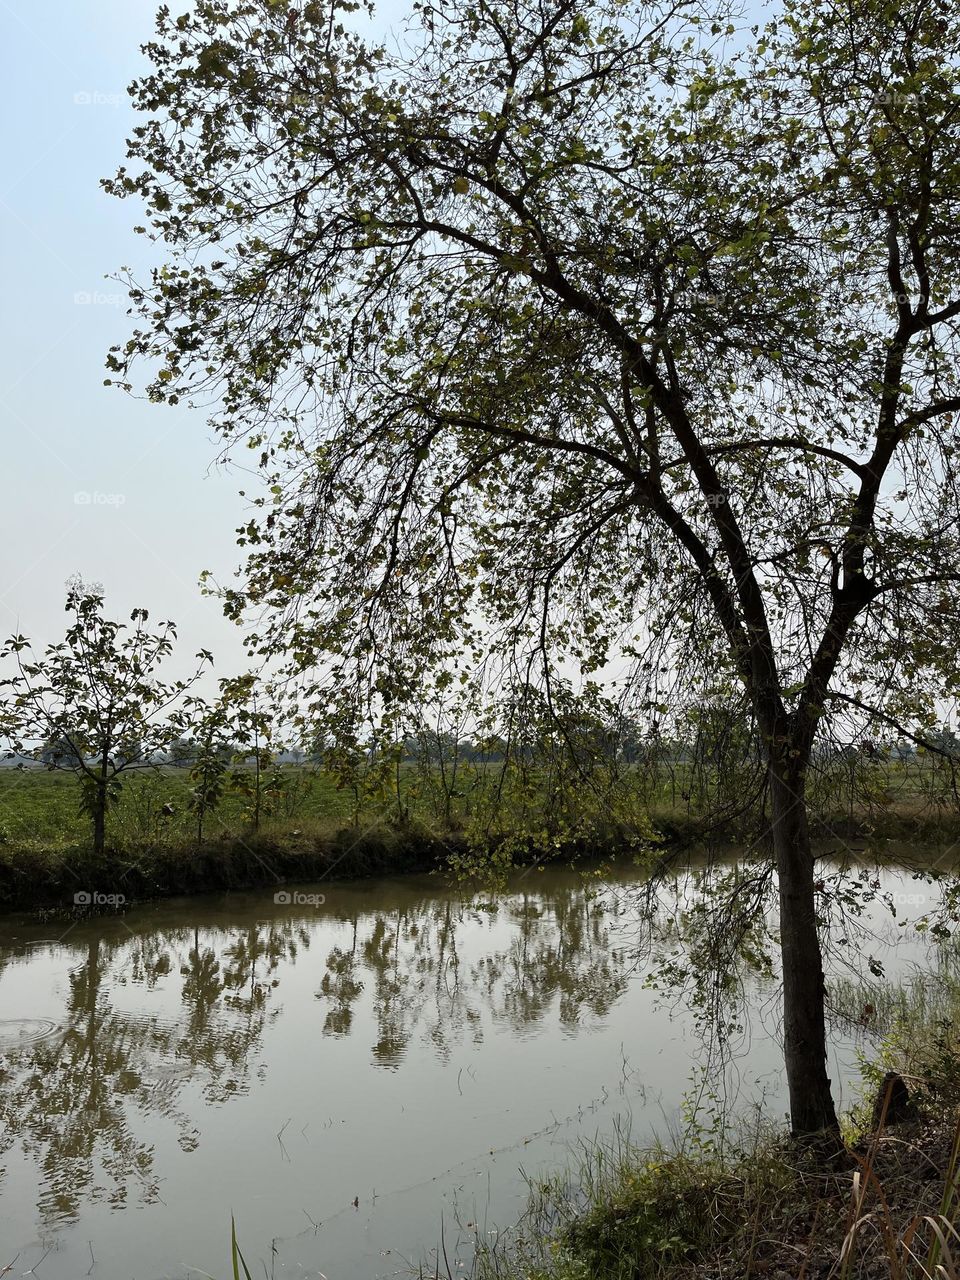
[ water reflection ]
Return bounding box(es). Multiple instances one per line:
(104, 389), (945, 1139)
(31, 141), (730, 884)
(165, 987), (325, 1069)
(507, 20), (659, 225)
(0, 874), (633, 1226)
(0, 919), (312, 1222)
(1, 860), (943, 1280)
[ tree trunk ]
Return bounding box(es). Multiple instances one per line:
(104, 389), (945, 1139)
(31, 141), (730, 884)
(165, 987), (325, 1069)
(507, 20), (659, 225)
(769, 760), (839, 1138)
(93, 786), (107, 856)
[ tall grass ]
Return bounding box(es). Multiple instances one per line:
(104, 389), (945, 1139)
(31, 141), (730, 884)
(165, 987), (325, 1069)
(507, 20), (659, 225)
(230, 1217), (253, 1280)
(837, 1105), (960, 1280)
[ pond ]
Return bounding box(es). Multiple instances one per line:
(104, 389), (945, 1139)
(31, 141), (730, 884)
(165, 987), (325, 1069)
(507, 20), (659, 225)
(0, 856), (948, 1278)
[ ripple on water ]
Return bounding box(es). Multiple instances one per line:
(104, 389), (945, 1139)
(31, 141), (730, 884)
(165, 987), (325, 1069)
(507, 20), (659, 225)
(0, 1018), (60, 1050)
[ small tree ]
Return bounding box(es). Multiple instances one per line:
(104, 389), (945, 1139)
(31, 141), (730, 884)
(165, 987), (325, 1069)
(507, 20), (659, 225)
(223, 675), (279, 832)
(0, 581), (212, 855)
(171, 697), (234, 843)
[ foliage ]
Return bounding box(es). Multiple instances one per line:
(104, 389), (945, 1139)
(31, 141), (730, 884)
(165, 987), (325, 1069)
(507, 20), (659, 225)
(465, 1070), (960, 1280)
(221, 674), (281, 831)
(182, 699), (234, 842)
(0, 581), (211, 854)
(641, 862), (776, 1048)
(834, 942), (960, 1129)
(104, 0), (960, 756)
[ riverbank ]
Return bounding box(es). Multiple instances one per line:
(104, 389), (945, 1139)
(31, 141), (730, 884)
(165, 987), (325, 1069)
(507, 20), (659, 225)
(0, 824), (454, 913)
(2, 760), (959, 916)
(472, 1110), (960, 1279)
(470, 978), (960, 1280)
(2, 808), (958, 915)
(0, 823), (648, 913)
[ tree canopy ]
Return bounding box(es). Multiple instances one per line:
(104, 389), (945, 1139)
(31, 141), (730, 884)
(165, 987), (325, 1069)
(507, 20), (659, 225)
(107, 0), (960, 1137)
(108, 0), (960, 738)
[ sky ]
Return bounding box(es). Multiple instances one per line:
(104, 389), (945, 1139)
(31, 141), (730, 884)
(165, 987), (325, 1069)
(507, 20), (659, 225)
(0, 0), (336, 683)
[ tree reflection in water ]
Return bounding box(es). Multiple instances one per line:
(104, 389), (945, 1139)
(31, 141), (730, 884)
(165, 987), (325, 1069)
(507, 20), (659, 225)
(0, 875), (632, 1224)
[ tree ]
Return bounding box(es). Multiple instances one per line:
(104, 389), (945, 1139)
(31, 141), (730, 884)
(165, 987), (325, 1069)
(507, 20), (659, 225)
(0, 582), (212, 855)
(107, 0), (960, 1138)
(172, 677), (282, 840)
(173, 698), (233, 842)
(222, 674), (282, 832)
(167, 734), (197, 767)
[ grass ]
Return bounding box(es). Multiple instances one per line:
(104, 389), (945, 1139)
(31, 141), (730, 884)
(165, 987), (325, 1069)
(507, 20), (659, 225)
(0, 765), (453, 910)
(230, 1218), (253, 1280)
(0, 766), (358, 849)
(0, 758), (655, 911)
(1, 755), (959, 854)
(458, 1111), (960, 1280)
(0, 818), (458, 912)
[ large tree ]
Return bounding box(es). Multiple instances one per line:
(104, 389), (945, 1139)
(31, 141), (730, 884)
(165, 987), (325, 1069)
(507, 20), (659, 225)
(107, 0), (960, 1137)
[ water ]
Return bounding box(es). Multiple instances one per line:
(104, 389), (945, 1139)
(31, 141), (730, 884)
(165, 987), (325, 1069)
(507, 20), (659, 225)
(0, 858), (946, 1278)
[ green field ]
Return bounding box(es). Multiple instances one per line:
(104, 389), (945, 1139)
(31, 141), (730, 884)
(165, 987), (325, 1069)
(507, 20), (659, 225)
(0, 750), (957, 916)
(0, 764), (357, 851)
(0, 751), (956, 857)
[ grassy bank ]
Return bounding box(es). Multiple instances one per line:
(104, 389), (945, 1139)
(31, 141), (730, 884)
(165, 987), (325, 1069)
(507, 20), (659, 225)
(0, 768), (636, 911)
(466, 1113), (960, 1279)
(3, 759), (958, 846)
(0, 823), (458, 913)
(0, 762), (650, 912)
(3, 815), (956, 916)
(461, 976), (960, 1280)
(1, 760), (959, 913)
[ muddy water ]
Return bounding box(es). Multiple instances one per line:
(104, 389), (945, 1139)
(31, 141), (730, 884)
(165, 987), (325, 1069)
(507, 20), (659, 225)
(0, 860), (945, 1278)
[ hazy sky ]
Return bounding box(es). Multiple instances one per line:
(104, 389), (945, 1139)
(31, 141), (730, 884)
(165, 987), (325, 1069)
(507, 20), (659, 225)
(0, 1), (259, 679)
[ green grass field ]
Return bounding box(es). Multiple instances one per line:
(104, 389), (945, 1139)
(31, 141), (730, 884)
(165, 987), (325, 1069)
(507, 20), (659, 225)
(0, 753), (956, 856)
(0, 765), (357, 851)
